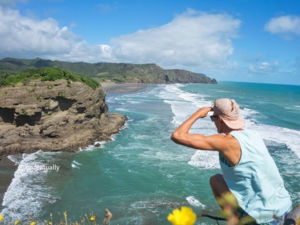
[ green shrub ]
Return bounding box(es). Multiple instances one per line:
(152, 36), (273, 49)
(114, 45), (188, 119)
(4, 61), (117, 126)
(58, 91), (65, 98)
(21, 108), (27, 115)
(0, 68), (99, 90)
(36, 94), (43, 102)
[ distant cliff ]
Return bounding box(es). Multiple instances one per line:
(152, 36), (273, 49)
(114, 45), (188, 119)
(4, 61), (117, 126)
(0, 58), (217, 84)
(0, 68), (127, 156)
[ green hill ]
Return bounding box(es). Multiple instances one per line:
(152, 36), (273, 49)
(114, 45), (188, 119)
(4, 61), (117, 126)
(0, 57), (217, 84)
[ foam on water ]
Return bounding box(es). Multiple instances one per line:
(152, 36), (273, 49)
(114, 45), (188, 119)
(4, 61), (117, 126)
(238, 105), (300, 159)
(186, 196), (206, 208)
(157, 84), (300, 171)
(71, 160), (82, 169)
(80, 140), (108, 151)
(129, 198), (182, 214)
(150, 151), (192, 162)
(157, 84), (220, 169)
(158, 84), (219, 169)
(188, 151), (220, 169)
(1, 151), (60, 223)
(158, 84), (210, 126)
(7, 155), (22, 165)
(135, 134), (149, 140)
(115, 107), (127, 111)
(285, 105), (300, 111)
(3, 83), (297, 224)
(249, 123), (300, 159)
(78, 119), (129, 152)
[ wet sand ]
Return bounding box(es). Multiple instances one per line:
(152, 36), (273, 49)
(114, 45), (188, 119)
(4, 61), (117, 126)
(101, 82), (147, 93)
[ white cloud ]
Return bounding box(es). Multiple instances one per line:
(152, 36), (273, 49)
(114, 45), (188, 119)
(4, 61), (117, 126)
(0, 6), (111, 61)
(109, 10), (241, 70)
(0, 7), (74, 56)
(265, 15), (300, 36)
(0, 7), (241, 72)
(248, 61), (279, 73)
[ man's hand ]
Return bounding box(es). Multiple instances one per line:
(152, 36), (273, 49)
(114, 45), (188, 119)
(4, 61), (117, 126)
(193, 107), (213, 119)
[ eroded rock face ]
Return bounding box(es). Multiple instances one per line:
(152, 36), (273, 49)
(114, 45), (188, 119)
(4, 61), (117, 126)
(0, 79), (127, 156)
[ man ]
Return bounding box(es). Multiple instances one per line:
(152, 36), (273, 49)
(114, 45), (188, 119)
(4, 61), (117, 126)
(171, 98), (292, 225)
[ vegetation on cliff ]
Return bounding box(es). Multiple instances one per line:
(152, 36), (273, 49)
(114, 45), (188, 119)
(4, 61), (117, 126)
(0, 57), (217, 84)
(0, 67), (99, 90)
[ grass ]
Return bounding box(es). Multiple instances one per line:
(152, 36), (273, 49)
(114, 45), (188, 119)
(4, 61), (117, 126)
(0, 211), (99, 225)
(0, 67), (99, 90)
(0, 193), (262, 225)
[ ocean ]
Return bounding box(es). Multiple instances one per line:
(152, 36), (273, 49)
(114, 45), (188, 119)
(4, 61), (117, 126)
(1, 82), (300, 225)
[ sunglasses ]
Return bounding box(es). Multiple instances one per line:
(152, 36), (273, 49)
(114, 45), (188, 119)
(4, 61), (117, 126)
(210, 115), (218, 122)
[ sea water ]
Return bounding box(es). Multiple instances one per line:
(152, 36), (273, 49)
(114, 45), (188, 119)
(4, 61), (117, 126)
(1, 82), (300, 225)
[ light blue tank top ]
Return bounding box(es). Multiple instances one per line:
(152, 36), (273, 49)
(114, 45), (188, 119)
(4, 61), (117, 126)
(219, 129), (292, 223)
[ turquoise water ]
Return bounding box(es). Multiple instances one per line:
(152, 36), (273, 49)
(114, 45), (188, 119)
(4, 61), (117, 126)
(1, 82), (300, 225)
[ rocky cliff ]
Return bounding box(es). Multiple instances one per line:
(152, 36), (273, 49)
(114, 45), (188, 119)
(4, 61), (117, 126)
(0, 79), (127, 156)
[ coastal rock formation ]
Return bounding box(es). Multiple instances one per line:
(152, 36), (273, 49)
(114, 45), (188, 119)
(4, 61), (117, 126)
(0, 79), (127, 156)
(0, 58), (217, 84)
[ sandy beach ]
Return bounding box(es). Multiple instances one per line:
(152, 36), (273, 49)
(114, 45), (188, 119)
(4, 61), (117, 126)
(101, 82), (147, 93)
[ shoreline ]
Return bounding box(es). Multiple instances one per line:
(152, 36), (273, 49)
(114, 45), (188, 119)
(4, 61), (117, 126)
(0, 156), (18, 210)
(101, 82), (148, 93)
(0, 83), (147, 211)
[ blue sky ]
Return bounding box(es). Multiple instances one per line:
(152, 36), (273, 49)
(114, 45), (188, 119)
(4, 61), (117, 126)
(0, 0), (300, 84)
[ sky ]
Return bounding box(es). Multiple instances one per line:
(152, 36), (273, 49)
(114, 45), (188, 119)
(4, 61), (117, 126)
(0, 0), (300, 85)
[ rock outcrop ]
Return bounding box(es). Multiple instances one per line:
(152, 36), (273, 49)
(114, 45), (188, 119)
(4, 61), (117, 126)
(0, 79), (127, 156)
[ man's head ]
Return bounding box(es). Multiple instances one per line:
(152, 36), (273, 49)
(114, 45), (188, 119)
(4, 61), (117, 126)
(211, 98), (245, 133)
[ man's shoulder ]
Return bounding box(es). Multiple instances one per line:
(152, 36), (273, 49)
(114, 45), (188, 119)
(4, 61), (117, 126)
(208, 134), (240, 154)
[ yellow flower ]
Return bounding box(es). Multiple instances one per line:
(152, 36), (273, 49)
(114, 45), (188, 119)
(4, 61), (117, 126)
(14, 220), (19, 225)
(90, 216), (95, 221)
(0, 214), (3, 221)
(63, 211), (68, 225)
(167, 206), (197, 225)
(30, 222), (36, 225)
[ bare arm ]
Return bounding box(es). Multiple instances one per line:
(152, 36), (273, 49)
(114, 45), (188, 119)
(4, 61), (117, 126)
(171, 107), (229, 152)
